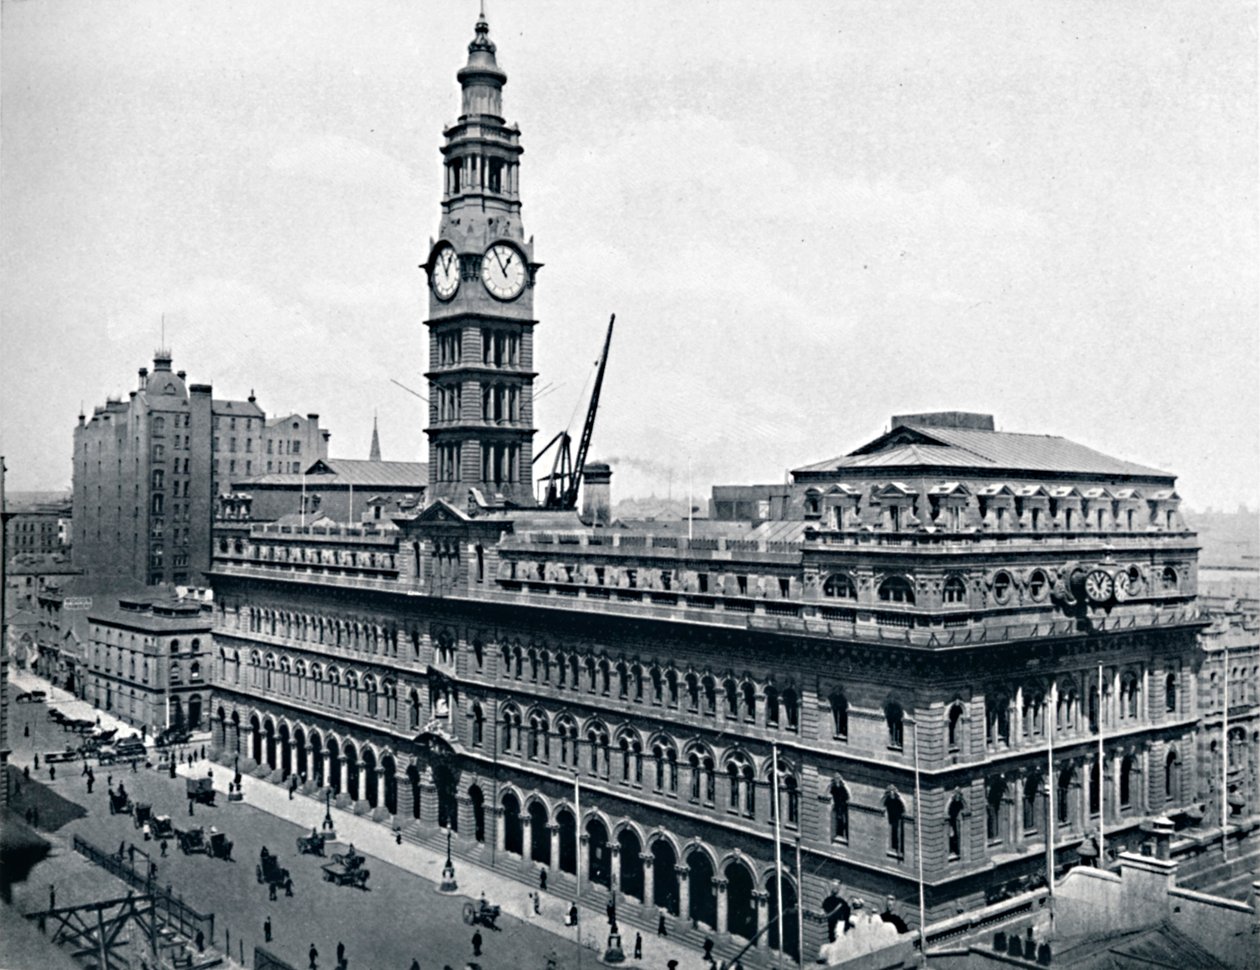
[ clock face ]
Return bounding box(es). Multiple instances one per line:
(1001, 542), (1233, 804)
(431, 243), (460, 300)
(1114, 566), (1139, 602)
(1084, 569), (1114, 603)
(481, 243), (526, 300)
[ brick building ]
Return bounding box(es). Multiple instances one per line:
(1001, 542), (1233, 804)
(202, 15), (1238, 966)
(86, 591), (212, 733)
(72, 349), (328, 587)
(263, 413), (330, 475)
(4, 493), (72, 557)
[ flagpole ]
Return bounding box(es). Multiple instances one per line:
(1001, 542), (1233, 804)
(795, 835), (804, 967)
(772, 743), (785, 969)
(1046, 681), (1057, 919)
(301, 470), (306, 528)
(913, 722), (926, 963)
(1221, 644), (1229, 859)
(1097, 663), (1105, 867)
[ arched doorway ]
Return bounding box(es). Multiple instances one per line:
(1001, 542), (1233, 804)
(362, 747), (378, 808)
(344, 742), (360, 801)
(767, 872), (799, 961)
(586, 818), (611, 888)
(529, 802), (550, 865)
(414, 731), (460, 831)
(263, 718), (276, 769)
(295, 727), (308, 780)
(187, 694), (203, 730)
(171, 696), (185, 731)
(652, 840), (679, 915)
(726, 861), (756, 939)
(309, 730), (323, 785)
(687, 850), (716, 929)
(407, 765), (421, 820)
(618, 829), (644, 900)
(502, 792), (523, 855)
(469, 785), (485, 842)
(215, 707), (227, 749)
(278, 723), (292, 778)
(250, 714), (262, 763)
(382, 755), (398, 814)
(557, 808), (577, 874)
(326, 738), (340, 794)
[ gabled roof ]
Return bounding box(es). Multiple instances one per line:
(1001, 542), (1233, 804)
(796, 423), (1172, 479)
(305, 459), (427, 487)
(212, 398), (264, 418)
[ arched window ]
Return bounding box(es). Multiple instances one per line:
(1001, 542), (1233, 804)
(1120, 755), (1135, 808)
(1164, 673), (1177, 713)
(765, 684), (780, 726)
(986, 778), (1006, 843)
(822, 573), (856, 599)
(782, 688), (799, 731)
(1164, 749), (1179, 801)
(1022, 772), (1042, 833)
(1120, 672), (1140, 719)
(885, 701), (904, 750)
(947, 796), (964, 859)
(1160, 566), (1178, 592)
(943, 575), (967, 605)
(741, 681), (757, 721)
(878, 577), (915, 604)
(1057, 767), (1073, 826)
(947, 702), (964, 751)
(831, 782), (849, 842)
(528, 712), (549, 762)
(886, 793), (906, 857)
(829, 691), (848, 739)
(702, 676), (717, 715)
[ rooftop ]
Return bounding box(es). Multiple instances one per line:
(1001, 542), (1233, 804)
(232, 458), (427, 489)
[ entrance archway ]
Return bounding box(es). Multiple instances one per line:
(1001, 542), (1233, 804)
(586, 818), (611, 888)
(726, 861), (756, 939)
(295, 728), (308, 779)
(363, 747), (379, 808)
(529, 802), (550, 864)
(502, 792), (523, 855)
(309, 730), (323, 785)
(326, 738), (340, 794)
(767, 873), (799, 961)
(344, 742), (360, 800)
(652, 840), (679, 915)
(382, 755), (397, 814)
(279, 723), (292, 778)
(557, 808), (577, 874)
(618, 829), (644, 900)
(407, 765), (421, 819)
(188, 694), (203, 730)
(687, 850), (716, 929)
(470, 785), (485, 842)
(263, 718), (276, 769)
(250, 714), (262, 763)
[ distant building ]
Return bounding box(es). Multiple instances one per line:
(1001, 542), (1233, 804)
(4, 494), (72, 557)
(86, 591), (212, 733)
(35, 573), (146, 698)
(72, 349), (329, 587)
(4, 553), (78, 612)
(263, 413), (330, 475)
(219, 458), (427, 527)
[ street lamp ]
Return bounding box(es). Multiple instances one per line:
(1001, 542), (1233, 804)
(437, 827), (458, 893)
(322, 788), (336, 838)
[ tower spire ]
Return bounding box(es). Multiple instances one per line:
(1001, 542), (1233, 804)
(369, 411), (382, 462)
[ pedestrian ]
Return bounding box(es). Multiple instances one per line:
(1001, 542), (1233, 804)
(128, 844), (136, 866)
(87, 776), (94, 793)
(633, 932), (642, 959)
(107, 774), (113, 788)
(49, 884), (56, 910)
(188, 799), (194, 816)
(336, 941), (345, 967)
(533, 892), (541, 915)
(195, 929), (205, 952)
(539, 868), (548, 891)
(269, 880), (277, 901)
(23, 723), (29, 737)
(83, 761), (90, 776)
(289, 777), (295, 800)
(285, 877), (294, 897)
(410, 960), (420, 970)
(34, 754), (40, 770)
(119, 841), (127, 860)
(658, 912), (668, 936)
(607, 892), (617, 926)
(264, 916), (272, 943)
(568, 902), (579, 926)
(49, 764), (57, 781)
(471, 930), (482, 957)
(23, 765), (29, 780)
(160, 839), (168, 858)
(703, 936), (714, 960)
(667, 961), (678, 970)
(132, 758), (138, 773)
(200, 745), (205, 760)
(96, 715), (101, 727)
(309, 943), (319, 970)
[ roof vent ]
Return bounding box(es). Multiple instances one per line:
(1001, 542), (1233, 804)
(891, 412), (994, 431)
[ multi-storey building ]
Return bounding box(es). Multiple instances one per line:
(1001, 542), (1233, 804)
(263, 413), (330, 475)
(205, 15), (1226, 965)
(4, 493), (72, 557)
(86, 591), (212, 733)
(72, 349), (329, 587)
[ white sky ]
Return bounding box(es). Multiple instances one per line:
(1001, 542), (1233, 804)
(2, 0), (1256, 509)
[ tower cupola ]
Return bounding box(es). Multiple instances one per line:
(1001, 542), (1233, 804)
(457, 11), (507, 119)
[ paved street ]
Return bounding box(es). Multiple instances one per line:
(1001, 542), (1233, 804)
(7, 674), (702, 970)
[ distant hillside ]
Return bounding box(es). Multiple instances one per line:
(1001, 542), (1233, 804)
(1184, 509), (1258, 569)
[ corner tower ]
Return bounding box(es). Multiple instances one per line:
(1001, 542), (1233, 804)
(423, 10), (537, 507)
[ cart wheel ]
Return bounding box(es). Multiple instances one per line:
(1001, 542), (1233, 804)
(462, 901), (475, 925)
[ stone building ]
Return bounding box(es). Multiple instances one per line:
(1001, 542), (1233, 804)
(72, 349), (328, 587)
(85, 591), (212, 733)
(203, 15), (1224, 966)
(4, 493), (72, 557)
(263, 413), (330, 475)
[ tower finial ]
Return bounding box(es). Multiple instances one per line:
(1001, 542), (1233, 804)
(369, 411), (382, 462)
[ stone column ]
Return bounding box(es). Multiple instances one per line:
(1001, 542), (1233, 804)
(640, 854), (655, 909)
(399, 772), (416, 821)
(714, 877), (729, 934)
(494, 806), (507, 853)
(580, 835), (591, 883)
(676, 866), (691, 922)
(372, 767), (388, 816)
(609, 843), (622, 893)
(753, 889), (769, 948)
(520, 811), (534, 863)
(457, 793), (475, 837)
(549, 823), (561, 873)
(419, 768), (439, 827)
(1013, 687), (1024, 745)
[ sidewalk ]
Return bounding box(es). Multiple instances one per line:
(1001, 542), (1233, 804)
(182, 759), (704, 969)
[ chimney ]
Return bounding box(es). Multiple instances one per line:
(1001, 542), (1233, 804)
(139, 366), (149, 389)
(177, 370), (186, 380)
(582, 462), (613, 526)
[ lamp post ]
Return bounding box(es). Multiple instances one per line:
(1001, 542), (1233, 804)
(322, 788), (336, 838)
(438, 827), (458, 893)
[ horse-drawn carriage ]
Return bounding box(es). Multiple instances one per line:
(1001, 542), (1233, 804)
(208, 830), (233, 860)
(296, 829), (328, 857)
(108, 788), (132, 815)
(461, 897), (502, 930)
(134, 803), (153, 829)
(257, 846), (290, 890)
(177, 826), (208, 855)
(186, 776), (216, 806)
(320, 845), (370, 889)
(148, 813), (175, 841)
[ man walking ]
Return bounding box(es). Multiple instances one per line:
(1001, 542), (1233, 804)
(308, 943), (318, 970)
(471, 929), (483, 957)
(336, 940), (345, 969)
(264, 916), (272, 943)
(633, 931), (642, 959)
(49, 884), (56, 910)
(703, 936), (715, 961)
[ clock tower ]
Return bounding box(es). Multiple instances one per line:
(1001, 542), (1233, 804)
(423, 10), (538, 507)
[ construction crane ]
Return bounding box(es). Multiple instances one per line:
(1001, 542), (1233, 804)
(534, 314), (615, 510)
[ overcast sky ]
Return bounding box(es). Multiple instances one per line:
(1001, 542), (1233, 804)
(2, 0), (1256, 509)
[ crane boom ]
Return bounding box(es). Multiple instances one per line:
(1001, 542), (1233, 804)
(564, 314), (615, 509)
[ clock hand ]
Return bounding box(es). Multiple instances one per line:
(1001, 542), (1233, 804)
(494, 249), (509, 274)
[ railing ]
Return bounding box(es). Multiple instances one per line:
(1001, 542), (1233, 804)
(73, 835), (216, 944)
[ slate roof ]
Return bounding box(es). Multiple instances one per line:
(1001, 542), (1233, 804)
(232, 459), (427, 489)
(796, 424), (1172, 480)
(212, 398), (265, 418)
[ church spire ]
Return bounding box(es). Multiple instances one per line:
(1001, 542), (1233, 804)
(369, 412), (382, 462)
